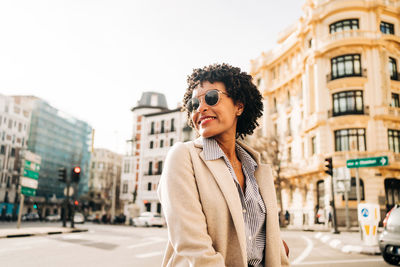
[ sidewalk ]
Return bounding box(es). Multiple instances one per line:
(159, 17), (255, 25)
(285, 225), (381, 255)
(0, 225), (88, 238)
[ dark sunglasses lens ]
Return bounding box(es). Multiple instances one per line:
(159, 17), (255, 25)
(205, 90), (219, 106)
(187, 98), (199, 112)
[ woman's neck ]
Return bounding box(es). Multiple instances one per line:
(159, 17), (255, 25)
(215, 136), (237, 160)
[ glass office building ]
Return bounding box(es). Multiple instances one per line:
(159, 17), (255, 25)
(27, 98), (92, 199)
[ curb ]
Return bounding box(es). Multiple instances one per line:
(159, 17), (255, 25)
(313, 232), (381, 255)
(0, 228), (88, 239)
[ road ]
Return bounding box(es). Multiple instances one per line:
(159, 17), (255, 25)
(0, 222), (391, 267)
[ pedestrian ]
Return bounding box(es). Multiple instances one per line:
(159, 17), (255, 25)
(285, 210), (290, 225)
(158, 63), (290, 267)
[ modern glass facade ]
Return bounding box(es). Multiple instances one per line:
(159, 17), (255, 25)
(27, 99), (92, 199)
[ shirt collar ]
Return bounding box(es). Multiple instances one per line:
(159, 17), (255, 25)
(202, 137), (258, 170)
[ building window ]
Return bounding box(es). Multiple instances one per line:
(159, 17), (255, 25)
(332, 90), (364, 116)
(145, 203), (151, 212)
(160, 139), (164, 148)
(288, 147), (292, 162)
(311, 136), (316, 155)
(380, 21), (394, 34)
(122, 183), (128, 194)
(347, 178), (365, 201)
(123, 161), (130, 174)
(0, 145), (5, 155)
(335, 128), (366, 151)
(287, 118), (291, 136)
(389, 57), (399, 81)
(331, 54), (361, 80)
(157, 203), (162, 214)
(149, 141), (154, 149)
(391, 93), (400, 108)
(388, 129), (400, 153)
(171, 118), (175, 132)
(148, 162), (153, 175)
(147, 182), (152, 191)
(170, 138), (174, 146)
(161, 120), (165, 133)
(10, 148), (15, 157)
(150, 122), (155, 134)
(330, 18), (359, 33)
(157, 161), (163, 174)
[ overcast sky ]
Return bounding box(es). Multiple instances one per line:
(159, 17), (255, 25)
(0, 0), (304, 154)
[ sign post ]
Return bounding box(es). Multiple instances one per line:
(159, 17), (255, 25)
(347, 156), (389, 239)
(17, 151), (41, 229)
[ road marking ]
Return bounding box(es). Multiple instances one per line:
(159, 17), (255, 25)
(329, 239), (341, 248)
(341, 245), (362, 253)
(127, 237), (166, 249)
(292, 258), (383, 265)
(291, 235), (313, 265)
(136, 251), (164, 258)
(314, 232), (322, 239)
(320, 234), (331, 243)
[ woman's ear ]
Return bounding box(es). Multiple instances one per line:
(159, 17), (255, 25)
(236, 102), (244, 116)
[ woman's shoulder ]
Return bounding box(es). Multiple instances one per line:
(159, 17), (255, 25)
(166, 141), (195, 158)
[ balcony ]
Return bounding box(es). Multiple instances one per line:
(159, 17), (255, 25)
(328, 106), (369, 118)
(374, 106), (400, 122)
(327, 68), (367, 82)
(140, 191), (159, 201)
(390, 72), (400, 81)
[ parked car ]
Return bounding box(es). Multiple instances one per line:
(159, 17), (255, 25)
(132, 212), (165, 227)
(379, 205), (400, 266)
(73, 212), (85, 224)
(45, 214), (61, 222)
(22, 213), (40, 221)
(86, 213), (100, 223)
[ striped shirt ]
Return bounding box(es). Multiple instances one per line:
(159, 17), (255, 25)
(203, 137), (266, 267)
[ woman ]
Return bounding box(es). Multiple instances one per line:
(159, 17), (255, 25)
(158, 63), (290, 267)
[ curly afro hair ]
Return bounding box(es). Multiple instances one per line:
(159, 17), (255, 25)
(183, 63), (263, 139)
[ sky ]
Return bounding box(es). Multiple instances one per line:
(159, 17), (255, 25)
(0, 0), (304, 154)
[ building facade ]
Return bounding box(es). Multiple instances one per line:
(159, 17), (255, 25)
(0, 94), (31, 219)
(120, 92), (194, 219)
(88, 148), (122, 216)
(250, 0), (400, 227)
(13, 96), (92, 218)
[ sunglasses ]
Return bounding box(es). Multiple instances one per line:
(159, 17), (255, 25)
(186, 89), (229, 112)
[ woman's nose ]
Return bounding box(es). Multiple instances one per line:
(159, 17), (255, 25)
(196, 97), (208, 112)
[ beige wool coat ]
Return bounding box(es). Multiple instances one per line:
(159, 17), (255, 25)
(157, 138), (290, 267)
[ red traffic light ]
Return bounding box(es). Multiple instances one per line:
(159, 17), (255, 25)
(74, 200), (79, 205)
(73, 166), (81, 173)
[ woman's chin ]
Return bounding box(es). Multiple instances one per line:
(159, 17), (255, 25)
(198, 129), (215, 139)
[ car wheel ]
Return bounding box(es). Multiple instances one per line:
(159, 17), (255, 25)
(383, 252), (400, 266)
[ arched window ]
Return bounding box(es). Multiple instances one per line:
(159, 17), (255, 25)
(346, 177), (365, 201)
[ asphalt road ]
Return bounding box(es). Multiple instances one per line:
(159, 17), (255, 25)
(0, 222), (392, 267)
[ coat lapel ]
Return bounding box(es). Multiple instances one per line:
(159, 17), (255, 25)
(193, 138), (247, 264)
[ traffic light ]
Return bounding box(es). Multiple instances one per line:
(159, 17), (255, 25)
(58, 167), (67, 182)
(71, 166), (81, 183)
(324, 157), (333, 176)
(33, 202), (38, 209)
(74, 200), (79, 206)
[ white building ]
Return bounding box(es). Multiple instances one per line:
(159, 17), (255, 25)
(120, 92), (193, 218)
(0, 94), (31, 218)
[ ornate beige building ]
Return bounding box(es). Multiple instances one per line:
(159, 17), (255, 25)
(88, 148), (122, 217)
(250, 0), (400, 227)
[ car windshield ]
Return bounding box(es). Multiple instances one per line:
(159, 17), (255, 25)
(387, 207), (400, 227)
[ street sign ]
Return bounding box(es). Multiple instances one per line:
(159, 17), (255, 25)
(333, 167), (351, 193)
(24, 160), (40, 172)
(346, 156), (389, 168)
(23, 169), (39, 179)
(20, 177), (38, 189)
(21, 186), (36, 196)
(23, 151), (41, 164)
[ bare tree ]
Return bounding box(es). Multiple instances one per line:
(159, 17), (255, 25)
(246, 134), (289, 227)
